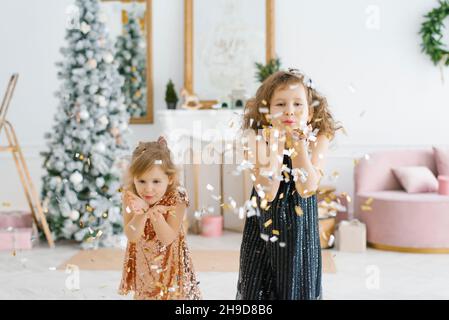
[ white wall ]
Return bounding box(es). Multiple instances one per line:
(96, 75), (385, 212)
(1, 0), (448, 212)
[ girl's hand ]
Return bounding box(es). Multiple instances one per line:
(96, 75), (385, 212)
(261, 127), (286, 153)
(124, 191), (149, 215)
(148, 205), (175, 222)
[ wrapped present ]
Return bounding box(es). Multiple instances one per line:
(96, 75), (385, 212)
(334, 219), (366, 252)
(0, 228), (34, 251)
(0, 211), (33, 229)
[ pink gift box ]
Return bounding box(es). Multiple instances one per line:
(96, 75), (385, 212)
(0, 211), (33, 228)
(0, 228), (34, 250)
(438, 176), (449, 196)
(201, 215), (223, 237)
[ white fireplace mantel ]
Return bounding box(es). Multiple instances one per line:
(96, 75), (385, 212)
(156, 109), (244, 145)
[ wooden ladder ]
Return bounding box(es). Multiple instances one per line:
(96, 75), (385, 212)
(0, 74), (54, 248)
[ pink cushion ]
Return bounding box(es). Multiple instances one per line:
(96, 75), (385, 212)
(433, 146), (449, 176)
(354, 149), (437, 193)
(392, 166), (438, 193)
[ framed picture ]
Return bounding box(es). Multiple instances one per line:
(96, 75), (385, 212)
(184, 0), (275, 108)
(101, 0), (153, 123)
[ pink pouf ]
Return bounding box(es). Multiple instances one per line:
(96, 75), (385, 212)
(201, 215), (223, 237)
(438, 176), (449, 196)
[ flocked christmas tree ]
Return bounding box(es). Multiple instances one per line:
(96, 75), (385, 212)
(41, 0), (130, 248)
(115, 9), (147, 117)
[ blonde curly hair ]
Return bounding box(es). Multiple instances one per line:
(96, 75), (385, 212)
(122, 136), (179, 195)
(242, 69), (341, 140)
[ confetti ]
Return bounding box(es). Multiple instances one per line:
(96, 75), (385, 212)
(361, 205), (372, 212)
(270, 236), (278, 242)
(279, 242), (286, 247)
(229, 197), (237, 209)
(348, 83), (357, 93)
(264, 219), (273, 228)
(365, 197), (374, 205)
(295, 206), (304, 216)
(279, 193), (284, 199)
(206, 184), (214, 191)
(272, 112), (283, 119)
(49, 267), (56, 271)
(259, 107), (269, 114)
(154, 160), (163, 165)
(260, 233), (269, 242)
(261, 99), (267, 105)
(272, 229), (280, 235)
(125, 206), (132, 214)
(129, 225), (136, 231)
(260, 199), (268, 210)
(311, 100), (320, 108)
(251, 196), (258, 208)
(328, 234), (335, 247)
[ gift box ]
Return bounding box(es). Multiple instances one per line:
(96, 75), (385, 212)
(0, 211), (33, 228)
(0, 228), (34, 251)
(334, 219), (366, 252)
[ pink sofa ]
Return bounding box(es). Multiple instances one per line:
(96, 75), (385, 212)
(354, 149), (449, 253)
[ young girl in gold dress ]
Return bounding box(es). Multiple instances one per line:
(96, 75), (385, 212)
(118, 136), (202, 300)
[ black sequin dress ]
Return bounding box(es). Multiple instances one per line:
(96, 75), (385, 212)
(236, 154), (322, 300)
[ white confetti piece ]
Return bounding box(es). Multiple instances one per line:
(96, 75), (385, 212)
(328, 234), (335, 247)
(49, 267), (56, 271)
(260, 233), (269, 242)
(154, 160), (163, 165)
(238, 207), (245, 219)
(129, 225), (136, 231)
(125, 206), (132, 214)
(348, 83), (357, 93)
(229, 197), (237, 209)
(206, 184), (214, 191)
(270, 236), (279, 242)
(259, 107), (269, 113)
(279, 242), (286, 247)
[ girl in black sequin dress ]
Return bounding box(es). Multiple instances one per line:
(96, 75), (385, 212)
(236, 70), (341, 300)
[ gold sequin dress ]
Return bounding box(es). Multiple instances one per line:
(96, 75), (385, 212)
(118, 188), (202, 300)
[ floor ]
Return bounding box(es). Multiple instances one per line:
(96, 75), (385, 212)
(1, 231), (449, 300)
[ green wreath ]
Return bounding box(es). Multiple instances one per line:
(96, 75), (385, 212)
(420, 0), (449, 66)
